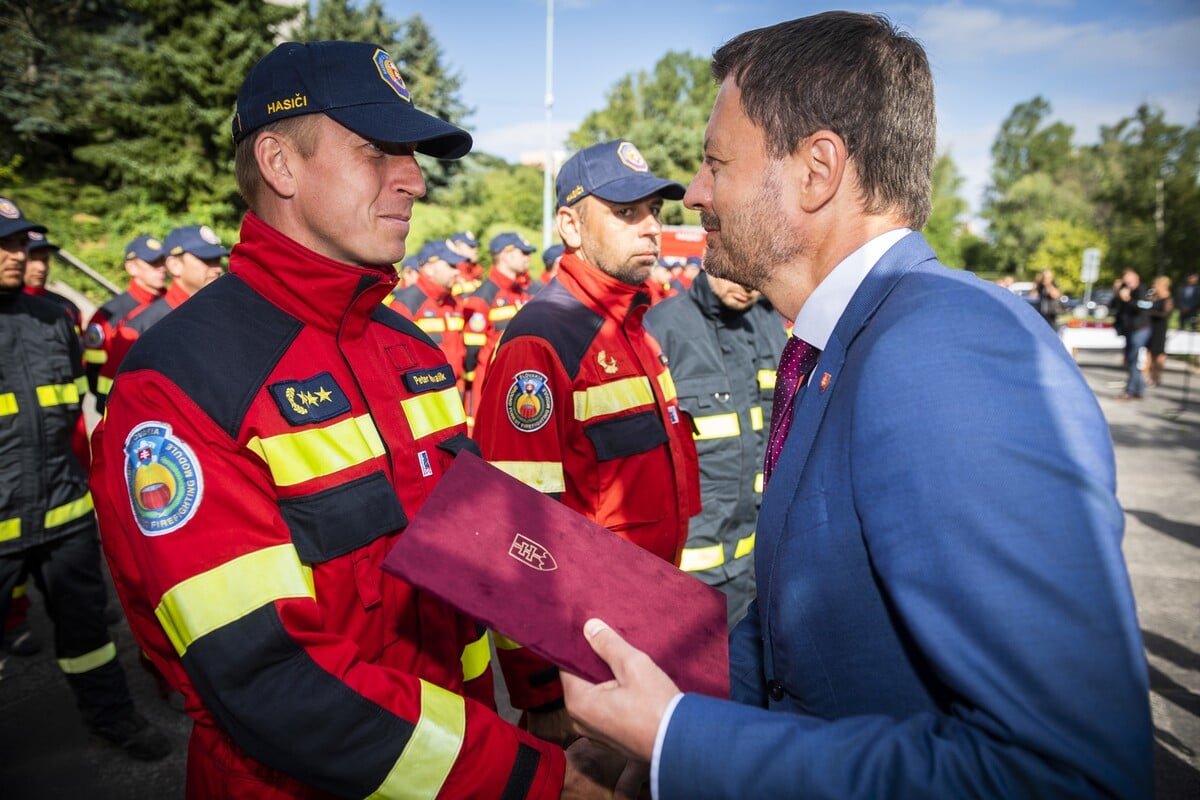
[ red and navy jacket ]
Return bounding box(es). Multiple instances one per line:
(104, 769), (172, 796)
(462, 271), (542, 417)
(472, 251), (701, 707)
(90, 212), (564, 799)
(82, 281), (160, 395)
(386, 274), (470, 396)
(94, 281), (191, 414)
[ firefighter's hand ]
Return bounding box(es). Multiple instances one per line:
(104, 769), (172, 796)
(524, 706), (578, 748)
(561, 739), (649, 799)
(561, 619), (678, 764)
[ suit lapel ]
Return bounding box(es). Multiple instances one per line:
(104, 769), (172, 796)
(758, 233), (938, 608)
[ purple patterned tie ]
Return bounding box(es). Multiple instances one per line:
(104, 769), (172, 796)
(764, 336), (821, 485)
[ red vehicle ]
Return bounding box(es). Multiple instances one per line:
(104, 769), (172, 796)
(660, 225), (706, 264)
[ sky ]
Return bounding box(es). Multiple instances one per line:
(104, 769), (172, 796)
(380, 0), (1200, 222)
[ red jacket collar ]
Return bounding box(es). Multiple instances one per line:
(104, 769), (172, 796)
(127, 281), (162, 305)
(23, 286), (44, 297)
(229, 212), (398, 334)
(557, 251), (651, 322)
(415, 272), (457, 305)
(489, 268), (533, 295)
(162, 281), (192, 310)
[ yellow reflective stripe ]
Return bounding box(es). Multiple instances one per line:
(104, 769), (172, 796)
(680, 543), (724, 572)
(37, 382), (79, 407)
(693, 412), (740, 440)
(754, 472), (764, 493)
(0, 517), (19, 542)
(58, 641), (117, 674)
(488, 305), (519, 322)
(750, 406), (764, 431)
(0, 393), (17, 416)
(734, 532), (756, 559)
(490, 460), (565, 494)
(246, 414), (385, 488)
(416, 318), (446, 333)
(12, 582), (27, 599)
(461, 632), (491, 682)
(155, 544), (315, 656)
(658, 370), (677, 402)
(401, 388), (466, 440)
(758, 369), (777, 390)
(462, 332), (488, 346)
(446, 317), (465, 331)
(368, 680), (465, 800)
(45, 493), (94, 529)
(84, 348), (108, 364)
(573, 376), (654, 421)
(492, 632), (524, 650)
(97, 375), (114, 396)
(74, 375), (88, 396)
(381, 294), (396, 307)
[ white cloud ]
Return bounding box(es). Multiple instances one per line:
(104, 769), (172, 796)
(472, 118), (579, 162)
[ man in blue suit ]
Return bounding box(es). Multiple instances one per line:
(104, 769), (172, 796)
(562, 12), (1153, 799)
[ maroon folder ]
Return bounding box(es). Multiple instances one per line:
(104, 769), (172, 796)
(382, 451), (729, 698)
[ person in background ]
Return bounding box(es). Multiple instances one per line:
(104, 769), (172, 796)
(82, 235), (167, 398)
(646, 270), (787, 628)
(93, 225), (227, 413)
(1, 196), (171, 760)
(24, 230), (82, 335)
(448, 230), (484, 294)
(1176, 272), (1198, 330)
(1113, 268), (1152, 400)
(540, 242), (564, 285)
(1030, 268), (1061, 329)
(562, 14), (1151, 799)
(89, 41), (604, 797)
(1146, 273), (1174, 387)
(473, 140), (701, 777)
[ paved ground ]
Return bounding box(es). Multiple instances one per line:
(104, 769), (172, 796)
(1, 349), (1197, 798)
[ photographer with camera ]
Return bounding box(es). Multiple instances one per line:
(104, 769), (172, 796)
(1112, 269), (1152, 400)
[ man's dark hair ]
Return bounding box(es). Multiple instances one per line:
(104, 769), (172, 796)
(712, 12), (936, 228)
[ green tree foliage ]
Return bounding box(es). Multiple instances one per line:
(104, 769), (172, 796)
(923, 153), (970, 268)
(568, 51), (716, 225)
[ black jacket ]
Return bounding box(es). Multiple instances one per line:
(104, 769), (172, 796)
(0, 289), (93, 556)
(646, 273), (788, 584)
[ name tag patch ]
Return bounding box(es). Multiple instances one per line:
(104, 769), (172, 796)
(403, 364), (456, 394)
(269, 372), (351, 425)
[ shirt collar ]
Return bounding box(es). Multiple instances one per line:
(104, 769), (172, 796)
(790, 228), (911, 349)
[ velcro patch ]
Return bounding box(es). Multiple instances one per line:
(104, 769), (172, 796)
(403, 364), (456, 394)
(268, 372), (351, 425)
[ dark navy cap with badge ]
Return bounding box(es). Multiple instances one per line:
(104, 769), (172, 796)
(450, 231), (479, 248)
(164, 225), (229, 260)
(489, 232), (536, 255)
(555, 140), (685, 209)
(417, 239), (461, 267)
(0, 197), (47, 239)
(542, 244), (564, 266)
(233, 40), (472, 160)
(125, 235), (165, 263)
(26, 229), (58, 253)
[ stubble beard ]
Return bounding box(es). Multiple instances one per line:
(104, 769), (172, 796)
(701, 165), (798, 294)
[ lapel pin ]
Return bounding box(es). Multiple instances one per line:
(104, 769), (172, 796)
(819, 372), (832, 393)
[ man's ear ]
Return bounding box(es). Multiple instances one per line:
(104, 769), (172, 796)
(797, 130), (847, 213)
(255, 132), (298, 199)
(557, 206), (582, 250)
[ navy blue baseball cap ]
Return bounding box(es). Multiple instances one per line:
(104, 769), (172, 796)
(489, 232), (535, 254)
(417, 239), (461, 267)
(449, 231), (479, 247)
(165, 225), (229, 260)
(541, 243), (564, 266)
(400, 255), (419, 271)
(233, 41), (472, 160)
(0, 197), (47, 239)
(556, 140), (685, 209)
(26, 229), (58, 253)
(685, 255), (702, 268)
(124, 234), (165, 263)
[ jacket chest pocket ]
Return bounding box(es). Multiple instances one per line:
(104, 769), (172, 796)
(674, 376), (738, 443)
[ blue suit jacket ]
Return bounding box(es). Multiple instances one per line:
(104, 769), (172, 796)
(659, 234), (1153, 798)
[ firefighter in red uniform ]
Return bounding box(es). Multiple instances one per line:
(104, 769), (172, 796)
(24, 230), (83, 335)
(540, 243), (564, 285)
(81, 235), (167, 397)
(462, 232), (541, 417)
(94, 224), (227, 413)
(448, 230), (484, 294)
(90, 41), (587, 798)
(385, 238), (472, 398)
(472, 140), (702, 749)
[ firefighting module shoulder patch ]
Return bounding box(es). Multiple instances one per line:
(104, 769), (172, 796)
(268, 372), (351, 425)
(506, 369), (553, 433)
(123, 421), (204, 536)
